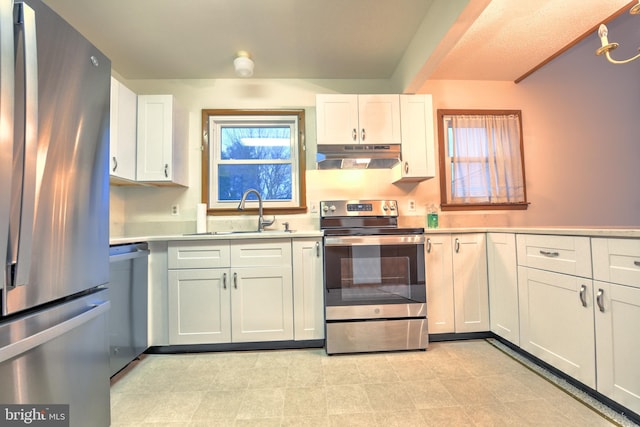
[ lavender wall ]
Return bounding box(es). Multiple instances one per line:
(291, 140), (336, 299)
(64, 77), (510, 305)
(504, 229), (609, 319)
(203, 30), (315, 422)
(422, 11), (640, 227)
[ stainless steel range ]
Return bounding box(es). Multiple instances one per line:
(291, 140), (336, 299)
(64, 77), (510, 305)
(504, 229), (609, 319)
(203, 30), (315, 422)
(321, 200), (428, 354)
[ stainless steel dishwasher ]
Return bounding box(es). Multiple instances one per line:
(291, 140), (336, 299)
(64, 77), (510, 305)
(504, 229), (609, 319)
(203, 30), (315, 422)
(108, 242), (149, 376)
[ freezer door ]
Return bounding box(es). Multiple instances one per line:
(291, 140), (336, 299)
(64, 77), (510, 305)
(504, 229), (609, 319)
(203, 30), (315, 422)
(4, 0), (111, 315)
(0, 289), (111, 427)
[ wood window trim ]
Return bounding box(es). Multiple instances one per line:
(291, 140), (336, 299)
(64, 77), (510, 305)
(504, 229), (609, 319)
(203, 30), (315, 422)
(436, 109), (528, 212)
(201, 109), (307, 216)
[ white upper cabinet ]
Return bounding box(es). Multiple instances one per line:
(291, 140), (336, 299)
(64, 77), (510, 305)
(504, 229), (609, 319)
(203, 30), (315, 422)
(136, 94), (188, 186)
(316, 94), (401, 145)
(392, 94), (436, 182)
(109, 77), (137, 183)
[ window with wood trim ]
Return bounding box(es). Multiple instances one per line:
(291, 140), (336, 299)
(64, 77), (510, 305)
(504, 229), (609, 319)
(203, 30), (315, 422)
(202, 109), (307, 215)
(437, 109), (528, 211)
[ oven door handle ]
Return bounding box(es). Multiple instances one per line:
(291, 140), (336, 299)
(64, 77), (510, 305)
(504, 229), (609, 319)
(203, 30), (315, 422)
(324, 235), (425, 246)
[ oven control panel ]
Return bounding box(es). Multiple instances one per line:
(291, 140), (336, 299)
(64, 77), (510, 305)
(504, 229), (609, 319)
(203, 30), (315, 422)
(320, 200), (398, 217)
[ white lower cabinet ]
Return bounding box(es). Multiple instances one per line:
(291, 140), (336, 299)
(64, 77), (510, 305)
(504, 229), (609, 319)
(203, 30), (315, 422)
(168, 268), (231, 344)
(518, 266), (596, 388)
(230, 266), (293, 342)
(592, 237), (640, 414)
(167, 239), (293, 345)
(487, 233), (519, 345)
(516, 234), (596, 388)
(594, 281), (640, 414)
(292, 238), (325, 340)
(426, 233), (489, 334)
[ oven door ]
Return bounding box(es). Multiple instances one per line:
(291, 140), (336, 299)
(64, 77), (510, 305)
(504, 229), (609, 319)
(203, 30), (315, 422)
(323, 234), (426, 310)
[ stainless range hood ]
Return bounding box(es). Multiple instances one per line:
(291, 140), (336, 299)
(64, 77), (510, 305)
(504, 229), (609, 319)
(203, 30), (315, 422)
(316, 144), (401, 169)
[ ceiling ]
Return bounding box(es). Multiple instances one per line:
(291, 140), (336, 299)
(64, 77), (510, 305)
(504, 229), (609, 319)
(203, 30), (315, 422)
(43, 0), (632, 85)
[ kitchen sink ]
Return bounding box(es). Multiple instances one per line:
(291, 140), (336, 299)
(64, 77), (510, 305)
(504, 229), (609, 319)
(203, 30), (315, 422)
(184, 230), (294, 236)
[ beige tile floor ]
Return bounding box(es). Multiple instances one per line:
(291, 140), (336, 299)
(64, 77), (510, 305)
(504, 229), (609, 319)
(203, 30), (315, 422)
(110, 340), (622, 426)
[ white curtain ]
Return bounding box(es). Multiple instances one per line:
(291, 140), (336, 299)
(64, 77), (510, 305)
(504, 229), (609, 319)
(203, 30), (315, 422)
(448, 114), (524, 204)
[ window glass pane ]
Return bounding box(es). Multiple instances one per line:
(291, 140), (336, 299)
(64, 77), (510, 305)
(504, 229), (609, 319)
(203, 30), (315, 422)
(220, 127), (291, 160)
(218, 164), (292, 201)
(438, 109), (527, 209)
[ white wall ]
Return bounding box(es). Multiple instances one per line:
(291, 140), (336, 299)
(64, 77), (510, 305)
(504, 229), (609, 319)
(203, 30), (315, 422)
(111, 10), (640, 236)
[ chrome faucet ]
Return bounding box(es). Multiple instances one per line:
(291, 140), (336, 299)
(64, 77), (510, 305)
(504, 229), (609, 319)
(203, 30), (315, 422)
(237, 189), (275, 232)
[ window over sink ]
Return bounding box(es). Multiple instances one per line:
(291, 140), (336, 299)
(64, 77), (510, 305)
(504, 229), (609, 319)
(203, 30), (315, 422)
(202, 109), (307, 214)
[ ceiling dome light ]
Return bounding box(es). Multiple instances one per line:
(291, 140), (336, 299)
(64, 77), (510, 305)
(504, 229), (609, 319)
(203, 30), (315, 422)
(234, 51), (254, 77)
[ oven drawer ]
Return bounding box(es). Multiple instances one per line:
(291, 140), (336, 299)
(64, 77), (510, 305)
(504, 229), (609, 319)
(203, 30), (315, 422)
(326, 318), (428, 354)
(326, 303), (426, 320)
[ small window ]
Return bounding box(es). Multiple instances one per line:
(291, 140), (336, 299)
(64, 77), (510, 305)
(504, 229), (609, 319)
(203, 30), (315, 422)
(202, 109), (307, 214)
(437, 109), (528, 211)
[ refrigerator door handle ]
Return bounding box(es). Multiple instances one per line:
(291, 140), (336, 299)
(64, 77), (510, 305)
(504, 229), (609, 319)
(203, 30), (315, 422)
(0, 0), (15, 290)
(0, 300), (110, 364)
(8, 2), (38, 289)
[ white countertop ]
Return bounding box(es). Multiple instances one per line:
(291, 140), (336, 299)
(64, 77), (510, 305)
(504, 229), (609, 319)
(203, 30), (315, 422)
(110, 229), (324, 245)
(423, 227), (640, 238)
(109, 226), (640, 245)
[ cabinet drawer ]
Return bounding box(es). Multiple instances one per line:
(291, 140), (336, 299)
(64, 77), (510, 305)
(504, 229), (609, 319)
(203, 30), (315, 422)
(516, 234), (592, 278)
(592, 238), (640, 288)
(230, 239), (291, 267)
(168, 241), (231, 269)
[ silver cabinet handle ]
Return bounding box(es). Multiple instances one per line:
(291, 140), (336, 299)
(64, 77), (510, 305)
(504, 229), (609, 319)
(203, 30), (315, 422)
(164, 163), (169, 178)
(404, 161), (409, 174)
(596, 288), (605, 313)
(112, 156), (118, 172)
(233, 272), (238, 289)
(426, 238), (432, 253)
(222, 272), (227, 290)
(361, 128), (366, 141)
(635, 261), (640, 267)
(579, 284), (588, 307)
(454, 238), (460, 253)
(352, 128), (357, 141)
(540, 250), (559, 257)
(315, 241), (320, 258)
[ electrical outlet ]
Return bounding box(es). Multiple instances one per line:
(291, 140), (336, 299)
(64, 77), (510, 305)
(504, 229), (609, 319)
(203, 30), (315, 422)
(408, 200), (416, 212)
(171, 204), (179, 216)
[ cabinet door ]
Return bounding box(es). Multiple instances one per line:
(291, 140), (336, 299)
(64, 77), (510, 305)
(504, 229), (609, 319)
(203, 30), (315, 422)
(109, 77), (136, 181)
(292, 238), (325, 340)
(168, 268), (231, 344)
(594, 281), (640, 414)
(231, 267), (294, 342)
(425, 235), (455, 333)
(137, 94), (174, 182)
(393, 94), (435, 182)
(487, 233), (519, 345)
(315, 94), (359, 145)
(518, 267), (596, 388)
(452, 233), (489, 333)
(357, 95), (401, 145)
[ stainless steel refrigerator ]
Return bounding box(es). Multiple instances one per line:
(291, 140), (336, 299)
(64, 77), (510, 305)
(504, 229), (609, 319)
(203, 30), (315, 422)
(0, 0), (111, 426)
